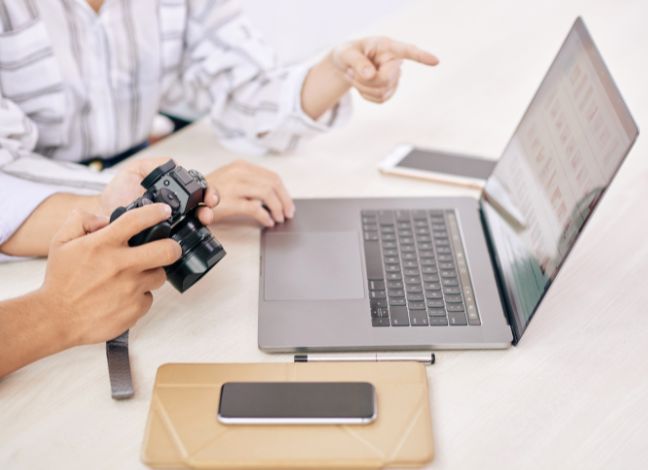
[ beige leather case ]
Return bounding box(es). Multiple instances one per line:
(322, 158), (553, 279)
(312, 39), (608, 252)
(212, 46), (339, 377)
(141, 362), (434, 469)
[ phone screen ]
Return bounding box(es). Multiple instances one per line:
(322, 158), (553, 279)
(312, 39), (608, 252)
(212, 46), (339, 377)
(397, 149), (496, 179)
(218, 382), (376, 424)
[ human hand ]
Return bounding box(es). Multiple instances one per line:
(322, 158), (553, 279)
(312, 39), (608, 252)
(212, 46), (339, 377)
(330, 36), (439, 103)
(205, 160), (294, 227)
(100, 157), (219, 225)
(38, 204), (182, 347)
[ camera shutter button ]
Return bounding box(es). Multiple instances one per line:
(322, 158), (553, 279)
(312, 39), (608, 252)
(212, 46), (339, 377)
(158, 188), (181, 211)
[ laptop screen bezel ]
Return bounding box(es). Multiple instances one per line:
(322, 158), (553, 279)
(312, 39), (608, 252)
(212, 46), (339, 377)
(478, 17), (640, 342)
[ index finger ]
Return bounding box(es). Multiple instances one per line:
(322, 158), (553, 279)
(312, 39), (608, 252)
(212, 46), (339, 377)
(387, 41), (439, 66)
(103, 203), (172, 245)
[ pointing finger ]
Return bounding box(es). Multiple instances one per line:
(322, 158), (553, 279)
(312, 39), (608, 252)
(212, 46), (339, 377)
(386, 41), (439, 66)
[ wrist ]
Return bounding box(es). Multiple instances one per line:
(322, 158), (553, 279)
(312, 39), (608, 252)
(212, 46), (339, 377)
(31, 287), (78, 351)
(301, 52), (351, 120)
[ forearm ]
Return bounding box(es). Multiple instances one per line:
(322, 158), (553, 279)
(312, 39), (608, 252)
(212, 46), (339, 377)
(301, 53), (351, 120)
(0, 290), (72, 378)
(0, 193), (101, 257)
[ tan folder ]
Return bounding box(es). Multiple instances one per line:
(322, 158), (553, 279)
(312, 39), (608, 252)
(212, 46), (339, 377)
(141, 362), (434, 469)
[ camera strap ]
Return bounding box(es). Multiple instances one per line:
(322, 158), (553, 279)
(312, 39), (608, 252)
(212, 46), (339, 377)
(106, 330), (134, 400)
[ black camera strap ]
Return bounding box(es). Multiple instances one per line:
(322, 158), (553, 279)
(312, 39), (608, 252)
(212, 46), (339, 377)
(106, 331), (134, 400)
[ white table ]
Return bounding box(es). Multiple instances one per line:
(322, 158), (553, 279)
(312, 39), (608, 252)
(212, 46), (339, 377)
(2, 1), (647, 468)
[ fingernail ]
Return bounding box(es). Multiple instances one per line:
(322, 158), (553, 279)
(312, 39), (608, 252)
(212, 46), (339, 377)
(162, 204), (172, 216)
(288, 208), (295, 218)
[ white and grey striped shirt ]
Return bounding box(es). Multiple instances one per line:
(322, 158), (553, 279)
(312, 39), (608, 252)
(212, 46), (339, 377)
(0, 0), (351, 247)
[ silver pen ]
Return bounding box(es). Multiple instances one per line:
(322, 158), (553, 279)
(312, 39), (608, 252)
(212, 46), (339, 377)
(294, 352), (435, 365)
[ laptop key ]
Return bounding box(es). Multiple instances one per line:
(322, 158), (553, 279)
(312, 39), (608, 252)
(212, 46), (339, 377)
(429, 316), (449, 326)
(447, 304), (465, 312)
(448, 312), (467, 326)
(387, 273), (402, 281)
(390, 306), (410, 326)
(370, 298), (387, 308)
(370, 290), (386, 299)
(404, 268), (420, 276)
(425, 291), (443, 299)
(387, 280), (403, 288)
(423, 274), (439, 282)
(363, 241), (383, 280)
(426, 300), (445, 309)
(389, 298), (406, 306)
(444, 294), (463, 303)
(388, 289), (405, 297)
(442, 279), (458, 286)
(410, 310), (429, 326)
(406, 294), (424, 302)
(369, 280), (385, 290)
(443, 286), (461, 294)
(375, 307), (389, 318)
(408, 302), (426, 310)
(372, 317), (390, 327)
(364, 232), (379, 241)
(427, 307), (446, 317)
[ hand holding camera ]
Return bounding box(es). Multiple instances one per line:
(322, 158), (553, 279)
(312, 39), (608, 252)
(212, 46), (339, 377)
(109, 159), (226, 292)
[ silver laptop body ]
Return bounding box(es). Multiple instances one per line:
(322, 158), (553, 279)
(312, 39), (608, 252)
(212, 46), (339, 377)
(258, 18), (639, 352)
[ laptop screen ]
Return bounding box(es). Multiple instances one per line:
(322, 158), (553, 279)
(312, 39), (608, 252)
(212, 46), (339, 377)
(480, 18), (638, 340)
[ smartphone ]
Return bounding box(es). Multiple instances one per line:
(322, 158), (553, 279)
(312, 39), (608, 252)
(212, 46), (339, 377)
(217, 382), (377, 425)
(378, 144), (496, 188)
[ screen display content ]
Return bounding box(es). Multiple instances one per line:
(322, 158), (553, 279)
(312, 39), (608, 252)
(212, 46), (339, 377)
(481, 18), (638, 338)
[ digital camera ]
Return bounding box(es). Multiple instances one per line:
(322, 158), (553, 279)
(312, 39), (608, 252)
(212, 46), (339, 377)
(110, 159), (226, 292)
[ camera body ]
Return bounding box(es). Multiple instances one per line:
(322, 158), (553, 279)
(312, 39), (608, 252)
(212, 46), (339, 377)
(110, 159), (225, 292)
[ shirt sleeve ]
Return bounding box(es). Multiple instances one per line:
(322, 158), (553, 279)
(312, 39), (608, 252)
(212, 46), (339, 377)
(159, 0), (352, 155)
(0, 96), (110, 252)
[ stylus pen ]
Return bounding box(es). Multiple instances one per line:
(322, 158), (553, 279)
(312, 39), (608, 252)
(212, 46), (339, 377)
(294, 352), (435, 365)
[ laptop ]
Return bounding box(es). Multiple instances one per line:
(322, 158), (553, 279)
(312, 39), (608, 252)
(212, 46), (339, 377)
(258, 18), (639, 351)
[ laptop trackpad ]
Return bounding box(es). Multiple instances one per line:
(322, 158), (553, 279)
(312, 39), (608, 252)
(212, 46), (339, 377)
(264, 231), (365, 301)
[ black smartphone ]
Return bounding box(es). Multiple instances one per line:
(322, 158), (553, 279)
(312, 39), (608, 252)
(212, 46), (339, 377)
(379, 144), (496, 187)
(217, 382), (376, 425)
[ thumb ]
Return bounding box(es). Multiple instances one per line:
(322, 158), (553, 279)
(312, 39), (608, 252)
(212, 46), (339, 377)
(52, 210), (109, 245)
(337, 46), (377, 81)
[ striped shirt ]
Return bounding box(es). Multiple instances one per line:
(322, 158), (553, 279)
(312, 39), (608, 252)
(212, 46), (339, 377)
(0, 0), (351, 248)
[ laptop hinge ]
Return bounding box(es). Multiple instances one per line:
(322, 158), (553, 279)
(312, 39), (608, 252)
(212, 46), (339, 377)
(478, 200), (521, 344)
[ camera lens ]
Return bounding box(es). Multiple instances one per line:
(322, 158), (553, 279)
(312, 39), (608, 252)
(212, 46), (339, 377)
(164, 212), (226, 292)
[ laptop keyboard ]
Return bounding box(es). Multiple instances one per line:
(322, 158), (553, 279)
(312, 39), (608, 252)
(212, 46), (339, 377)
(362, 209), (480, 327)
